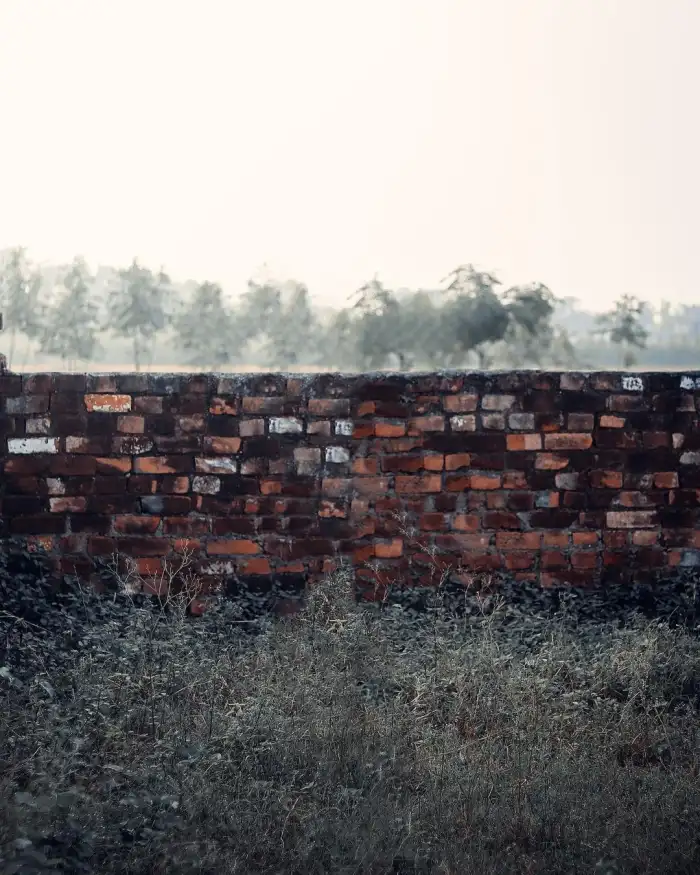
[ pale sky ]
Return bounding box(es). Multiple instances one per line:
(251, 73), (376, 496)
(0, 0), (698, 311)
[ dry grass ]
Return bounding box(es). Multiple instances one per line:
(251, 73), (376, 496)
(1, 559), (700, 874)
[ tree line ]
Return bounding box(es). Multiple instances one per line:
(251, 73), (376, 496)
(0, 246), (665, 372)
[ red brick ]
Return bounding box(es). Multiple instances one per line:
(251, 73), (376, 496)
(308, 398), (350, 416)
(600, 414), (625, 428)
(49, 496), (87, 513)
(503, 552), (536, 570)
(590, 470), (623, 489)
(209, 397), (238, 415)
(535, 453), (570, 471)
(573, 532), (598, 546)
(239, 419), (265, 437)
(543, 532), (569, 547)
(470, 474), (502, 490)
(375, 538), (403, 558)
(443, 394), (479, 413)
(84, 394), (131, 413)
(496, 532), (541, 549)
(643, 431), (669, 449)
(654, 472), (679, 489)
(374, 422), (406, 438)
(114, 515), (161, 534)
(207, 539), (260, 555)
(353, 477), (391, 495)
(544, 433), (593, 450)
(204, 437), (241, 454)
(632, 530), (658, 546)
(453, 513), (479, 531)
(503, 471), (528, 489)
(484, 511), (520, 529)
(96, 457), (131, 474)
(567, 413), (594, 431)
(444, 453), (471, 471)
(408, 415), (445, 433)
(134, 396), (164, 414)
(395, 475), (441, 493)
(323, 478), (352, 496)
(134, 457), (185, 474)
(507, 434), (542, 451)
(118, 415), (145, 434)
(542, 550), (568, 568)
(571, 552), (597, 569)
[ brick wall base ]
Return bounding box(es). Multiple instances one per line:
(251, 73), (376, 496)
(2, 370), (700, 607)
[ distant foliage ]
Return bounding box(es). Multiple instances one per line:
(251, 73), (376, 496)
(106, 259), (171, 371)
(5, 245), (697, 372)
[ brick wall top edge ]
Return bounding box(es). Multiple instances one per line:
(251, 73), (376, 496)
(6, 369), (700, 380)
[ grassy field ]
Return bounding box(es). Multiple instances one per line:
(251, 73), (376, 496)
(1, 561), (699, 874)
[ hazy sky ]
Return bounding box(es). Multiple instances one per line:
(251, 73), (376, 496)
(1, 0), (698, 311)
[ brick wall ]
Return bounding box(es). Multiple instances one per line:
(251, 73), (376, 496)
(2, 370), (700, 604)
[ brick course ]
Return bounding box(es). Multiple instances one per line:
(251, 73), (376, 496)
(3, 370), (700, 599)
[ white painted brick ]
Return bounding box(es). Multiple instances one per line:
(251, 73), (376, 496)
(195, 457), (238, 474)
(680, 452), (700, 465)
(192, 475), (221, 494)
(8, 437), (59, 454)
(269, 417), (303, 434)
(334, 419), (353, 436)
(326, 446), (350, 464)
(622, 376), (644, 392)
(680, 376), (700, 390)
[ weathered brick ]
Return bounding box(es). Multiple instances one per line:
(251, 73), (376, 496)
(443, 394), (479, 413)
(117, 415), (145, 434)
(84, 394), (131, 413)
(606, 511), (657, 528)
(450, 415), (476, 432)
(395, 475), (442, 494)
(204, 437), (241, 454)
(309, 398), (350, 416)
(507, 433), (542, 451)
(535, 453), (569, 470)
(482, 395), (516, 411)
(544, 433), (593, 450)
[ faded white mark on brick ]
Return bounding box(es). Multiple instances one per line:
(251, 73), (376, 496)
(269, 417), (303, 434)
(46, 478), (66, 496)
(680, 376), (700, 390)
(481, 394), (516, 411)
(192, 475), (221, 494)
(8, 437), (59, 454)
(334, 419), (354, 436)
(202, 560), (236, 575)
(26, 416), (51, 435)
(621, 376), (644, 392)
(195, 457), (238, 474)
(326, 446), (350, 463)
(680, 451), (700, 465)
(84, 393), (132, 413)
(673, 433), (685, 449)
(508, 412), (535, 430)
(450, 415), (476, 432)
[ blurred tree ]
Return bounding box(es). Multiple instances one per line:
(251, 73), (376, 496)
(595, 294), (649, 367)
(266, 281), (317, 369)
(239, 277), (283, 364)
(107, 259), (171, 371)
(172, 281), (238, 369)
(39, 256), (102, 369)
(319, 308), (360, 371)
(0, 247), (44, 369)
(351, 276), (411, 369)
(440, 264), (510, 368)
